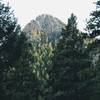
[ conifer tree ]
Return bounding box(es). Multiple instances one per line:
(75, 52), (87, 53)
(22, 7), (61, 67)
(48, 14), (92, 100)
(87, 0), (100, 37)
(86, 0), (100, 99)
(0, 2), (40, 100)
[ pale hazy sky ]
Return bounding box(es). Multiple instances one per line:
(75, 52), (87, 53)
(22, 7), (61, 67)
(3, 0), (96, 31)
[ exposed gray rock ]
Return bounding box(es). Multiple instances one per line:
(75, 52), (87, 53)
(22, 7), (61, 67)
(36, 14), (65, 34)
(23, 14), (66, 42)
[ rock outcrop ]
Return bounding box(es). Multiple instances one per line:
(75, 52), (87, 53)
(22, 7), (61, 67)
(23, 14), (65, 42)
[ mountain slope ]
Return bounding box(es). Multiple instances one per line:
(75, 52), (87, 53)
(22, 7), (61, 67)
(23, 14), (66, 42)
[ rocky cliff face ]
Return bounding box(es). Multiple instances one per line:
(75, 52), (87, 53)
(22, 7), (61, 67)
(23, 14), (65, 42)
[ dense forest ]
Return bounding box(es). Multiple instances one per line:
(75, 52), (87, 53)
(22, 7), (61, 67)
(0, 0), (100, 100)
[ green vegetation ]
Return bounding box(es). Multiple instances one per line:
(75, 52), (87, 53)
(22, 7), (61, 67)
(0, 0), (100, 100)
(0, 2), (40, 100)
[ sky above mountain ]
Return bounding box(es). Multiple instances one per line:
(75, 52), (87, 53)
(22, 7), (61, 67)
(3, 0), (96, 31)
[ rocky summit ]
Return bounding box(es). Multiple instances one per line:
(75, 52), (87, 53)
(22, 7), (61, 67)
(23, 14), (65, 42)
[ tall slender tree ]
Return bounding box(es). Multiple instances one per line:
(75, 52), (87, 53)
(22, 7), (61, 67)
(48, 14), (92, 100)
(86, 0), (100, 99)
(0, 2), (40, 100)
(86, 0), (100, 37)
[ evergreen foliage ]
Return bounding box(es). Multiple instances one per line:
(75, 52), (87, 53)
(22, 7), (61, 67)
(86, 0), (100, 37)
(86, 1), (100, 99)
(0, 2), (40, 100)
(48, 14), (93, 100)
(1, 1), (100, 100)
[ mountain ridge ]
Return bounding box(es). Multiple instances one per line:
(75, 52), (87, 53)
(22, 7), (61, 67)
(23, 14), (66, 42)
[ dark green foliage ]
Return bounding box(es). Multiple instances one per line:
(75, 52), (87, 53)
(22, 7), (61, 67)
(86, 0), (100, 37)
(1, 1), (100, 100)
(0, 2), (20, 99)
(86, 0), (100, 99)
(5, 35), (40, 100)
(0, 2), (40, 100)
(48, 14), (93, 100)
(30, 33), (54, 99)
(94, 52), (100, 100)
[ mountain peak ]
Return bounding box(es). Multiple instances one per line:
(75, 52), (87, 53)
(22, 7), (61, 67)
(23, 14), (65, 42)
(36, 14), (51, 19)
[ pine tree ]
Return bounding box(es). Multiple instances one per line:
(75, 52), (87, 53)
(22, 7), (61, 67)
(86, 0), (100, 99)
(48, 14), (92, 100)
(86, 0), (100, 37)
(0, 2), (40, 100)
(0, 2), (20, 99)
(6, 34), (40, 100)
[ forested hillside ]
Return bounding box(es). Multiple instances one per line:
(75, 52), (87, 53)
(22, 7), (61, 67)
(0, 0), (100, 100)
